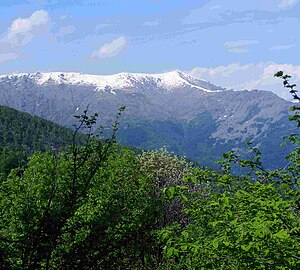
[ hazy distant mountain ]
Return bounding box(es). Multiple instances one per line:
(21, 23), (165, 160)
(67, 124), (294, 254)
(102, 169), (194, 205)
(0, 71), (295, 169)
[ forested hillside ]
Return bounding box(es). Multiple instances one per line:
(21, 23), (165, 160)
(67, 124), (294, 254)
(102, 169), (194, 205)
(0, 72), (294, 170)
(0, 73), (299, 269)
(0, 105), (85, 175)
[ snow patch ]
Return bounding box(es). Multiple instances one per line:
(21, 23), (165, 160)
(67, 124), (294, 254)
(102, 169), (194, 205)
(0, 70), (223, 93)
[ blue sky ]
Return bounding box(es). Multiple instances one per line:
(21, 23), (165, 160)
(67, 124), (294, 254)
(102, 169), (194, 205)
(0, 0), (299, 98)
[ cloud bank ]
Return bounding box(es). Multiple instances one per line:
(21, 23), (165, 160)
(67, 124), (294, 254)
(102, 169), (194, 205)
(1, 10), (49, 47)
(224, 40), (258, 54)
(278, 0), (298, 8)
(56, 25), (76, 38)
(0, 53), (18, 64)
(0, 9), (49, 66)
(187, 62), (300, 100)
(91, 36), (127, 59)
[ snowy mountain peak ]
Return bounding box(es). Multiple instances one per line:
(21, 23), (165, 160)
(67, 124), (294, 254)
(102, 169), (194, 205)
(0, 71), (225, 93)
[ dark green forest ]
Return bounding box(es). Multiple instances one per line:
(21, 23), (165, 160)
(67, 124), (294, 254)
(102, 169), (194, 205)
(116, 112), (293, 170)
(0, 105), (86, 176)
(0, 73), (300, 269)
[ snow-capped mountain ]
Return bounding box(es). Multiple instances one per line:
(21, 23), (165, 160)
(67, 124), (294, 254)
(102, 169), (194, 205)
(0, 70), (224, 93)
(0, 70), (294, 169)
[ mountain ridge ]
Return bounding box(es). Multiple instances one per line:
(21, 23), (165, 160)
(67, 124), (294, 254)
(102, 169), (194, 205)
(0, 70), (294, 169)
(0, 70), (225, 93)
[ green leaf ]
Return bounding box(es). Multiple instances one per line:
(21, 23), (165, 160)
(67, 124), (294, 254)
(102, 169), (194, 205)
(181, 245), (188, 251)
(241, 244), (252, 251)
(274, 230), (289, 239)
(166, 187), (175, 199)
(182, 231), (189, 239)
(167, 247), (174, 257)
(212, 240), (219, 249)
(274, 71), (283, 77)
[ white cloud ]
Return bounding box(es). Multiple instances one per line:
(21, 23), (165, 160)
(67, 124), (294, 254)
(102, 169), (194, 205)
(278, 0), (298, 8)
(95, 23), (114, 31)
(187, 62), (300, 100)
(0, 10), (49, 64)
(269, 44), (295, 51)
(225, 40), (258, 54)
(1, 10), (49, 47)
(228, 48), (249, 54)
(56, 25), (75, 38)
(60, 15), (69, 20)
(144, 19), (159, 27)
(210, 5), (222, 10)
(0, 53), (18, 64)
(91, 36), (127, 59)
(225, 40), (258, 48)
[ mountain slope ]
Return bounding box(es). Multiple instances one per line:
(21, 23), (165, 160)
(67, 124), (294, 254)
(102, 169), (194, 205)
(0, 105), (85, 175)
(0, 71), (295, 169)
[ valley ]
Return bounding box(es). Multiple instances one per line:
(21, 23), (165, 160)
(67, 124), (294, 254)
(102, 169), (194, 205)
(0, 71), (294, 169)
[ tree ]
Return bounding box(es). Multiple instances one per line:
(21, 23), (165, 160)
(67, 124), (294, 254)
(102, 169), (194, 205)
(0, 108), (162, 269)
(158, 73), (300, 269)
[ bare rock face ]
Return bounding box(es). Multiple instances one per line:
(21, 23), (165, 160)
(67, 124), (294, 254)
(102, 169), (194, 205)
(0, 71), (294, 169)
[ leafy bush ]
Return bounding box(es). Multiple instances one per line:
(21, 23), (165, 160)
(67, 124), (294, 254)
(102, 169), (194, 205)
(158, 73), (300, 269)
(0, 110), (162, 269)
(1, 73), (300, 269)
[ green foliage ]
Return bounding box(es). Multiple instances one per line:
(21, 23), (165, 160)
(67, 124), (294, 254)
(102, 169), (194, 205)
(159, 170), (300, 269)
(0, 105), (86, 176)
(138, 148), (192, 190)
(1, 73), (300, 269)
(157, 73), (300, 269)
(0, 109), (162, 269)
(138, 148), (193, 227)
(117, 112), (293, 170)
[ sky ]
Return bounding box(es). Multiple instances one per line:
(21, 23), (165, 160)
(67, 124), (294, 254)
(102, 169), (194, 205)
(0, 0), (300, 99)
